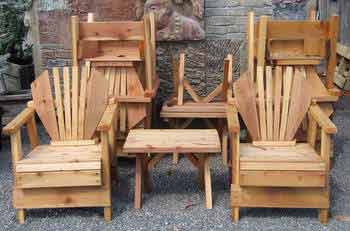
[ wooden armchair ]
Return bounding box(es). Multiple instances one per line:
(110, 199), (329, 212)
(3, 66), (118, 223)
(227, 66), (337, 224)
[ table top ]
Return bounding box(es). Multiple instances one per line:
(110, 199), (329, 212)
(123, 129), (221, 154)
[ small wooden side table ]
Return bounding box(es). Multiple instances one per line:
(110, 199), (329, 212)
(123, 129), (221, 209)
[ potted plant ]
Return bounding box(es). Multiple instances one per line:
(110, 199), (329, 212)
(0, 1), (34, 93)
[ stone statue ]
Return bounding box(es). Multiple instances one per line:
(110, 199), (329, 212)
(143, 0), (204, 41)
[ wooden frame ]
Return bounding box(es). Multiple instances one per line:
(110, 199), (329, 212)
(160, 53), (233, 164)
(71, 12), (159, 159)
(249, 12), (340, 102)
(3, 66), (118, 223)
(228, 64), (337, 224)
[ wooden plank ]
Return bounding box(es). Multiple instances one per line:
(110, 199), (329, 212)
(50, 140), (97, 146)
(114, 68), (121, 97)
(257, 66), (267, 140)
(204, 156), (212, 209)
(144, 14), (153, 91)
(273, 66), (282, 140)
(71, 16), (79, 66)
(63, 67), (72, 140)
(177, 53), (185, 105)
(285, 67), (311, 140)
(134, 156), (142, 209)
(16, 161), (101, 173)
(279, 66), (293, 140)
(326, 16), (339, 89)
(252, 140), (296, 147)
(231, 186), (329, 208)
(78, 66), (88, 139)
(26, 115), (39, 150)
(126, 67), (146, 129)
(240, 170), (325, 187)
(84, 68), (109, 139)
(123, 129), (221, 153)
(247, 12), (255, 81)
(107, 68), (115, 97)
(240, 162), (325, 171)
(71, 66), (79, 139)
(79, 21), (144, 41)
(52, 68), (65, 140)
(309, 104), (337, 134)
(13, 187), (110, 209)
(16, 170), (101, 188)
(257, 16), (268, 67)
(119, 68), (127, 132)
(184, 80), (201, 102)
(266, 66), (273, 140)
(202, 84), (223, 103)
(233, 74), (260, 140)
(222, 55), (232, 100)
(31, 71), (59, 141)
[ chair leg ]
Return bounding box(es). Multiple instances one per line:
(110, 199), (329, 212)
(232, 207), (239, 223)
(104, 207), (112, 222)
(173, 152), (179, 164)
(319, 209), (328, 224)
(17, 209), (25, 224)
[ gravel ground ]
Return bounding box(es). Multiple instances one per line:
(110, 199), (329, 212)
(0, 98), (350, 230)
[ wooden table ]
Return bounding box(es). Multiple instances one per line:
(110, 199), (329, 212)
(123, 129), (221, 209)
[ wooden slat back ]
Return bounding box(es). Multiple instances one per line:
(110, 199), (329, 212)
(32, 66), (109, 141)
(235, 66), (311, 142)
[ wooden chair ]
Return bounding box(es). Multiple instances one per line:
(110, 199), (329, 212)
(160, 53), (234, 164)
(247, 12), (340, 103)
(71, 12), (159, 135)
(3, 66), (118, 223)
(227, 65), (337, 224)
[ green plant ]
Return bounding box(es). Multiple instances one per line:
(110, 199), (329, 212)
(0, 0), (33, 65)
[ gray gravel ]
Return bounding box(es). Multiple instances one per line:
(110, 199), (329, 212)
(1, 98), (350, 230)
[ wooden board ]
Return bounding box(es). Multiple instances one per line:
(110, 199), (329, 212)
(16, 170), (101, 188)
(84, 68), (109, 139)
(233, 74), (260, 140)
(31, 71), (59, 141)
(279, 66), (293, 140)
(273, 66), (282, 140)
(231, 185), (329, 208)
(123, 129), (221, 153)
(126, 67), (146, 129)
(285, 67), (311, 140)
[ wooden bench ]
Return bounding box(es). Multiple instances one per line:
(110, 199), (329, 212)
(123, 129), (221, 209)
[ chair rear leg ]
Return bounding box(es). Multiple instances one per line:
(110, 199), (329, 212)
(104, 207), (112, 222)
(232, 207), (239, 223)
(17, 209), (25, 224)
(319, 209), (328, 224)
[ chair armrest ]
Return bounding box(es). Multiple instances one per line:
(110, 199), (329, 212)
(3, 107), (35, 135)
(226, 104), (240, 133)
(97, 103), (118, 132)
(309, 104), (337, 134)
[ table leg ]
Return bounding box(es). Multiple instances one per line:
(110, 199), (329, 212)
(203, 155), (212, 209)
(173, 152), (179, 164)
(135, 155), (143, 209)
(142, 155), (152, 193)
(198, 155), (205, 190)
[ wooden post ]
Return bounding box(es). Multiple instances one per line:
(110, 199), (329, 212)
(177, 53), (185, 105)
(26, 115), (39, 149)
(247, 12), (255, 81)
(71, 16), (79, 66)
(134, 155), (143, 208)
(327, 15), (339, 90)
(144, 14), (153, 91)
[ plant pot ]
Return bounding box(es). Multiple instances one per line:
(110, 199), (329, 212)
(2, 61), (35, 93)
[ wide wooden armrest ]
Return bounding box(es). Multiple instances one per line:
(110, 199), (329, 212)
(309, 104), (337, 134)
(97, 103), (118, 132)
(3, 107), (35, 135)
(226, 105), (240, 133)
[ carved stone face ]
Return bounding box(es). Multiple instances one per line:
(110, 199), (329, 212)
(144, 0), (173, 30)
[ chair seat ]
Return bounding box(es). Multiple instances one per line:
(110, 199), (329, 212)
(239, 143), (326, 187)
(15, 144), (102, 189)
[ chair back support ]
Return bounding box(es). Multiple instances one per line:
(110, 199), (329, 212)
(234, 66), (311, 141)
(31, 66), (109, 141)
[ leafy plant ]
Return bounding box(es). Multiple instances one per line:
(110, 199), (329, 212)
(0, 0), (33, 65)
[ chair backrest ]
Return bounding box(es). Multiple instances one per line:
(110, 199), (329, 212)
(31, 66), (109, 141)
(234, 66), (311, 141)
(171, 53), (233, 105)
(71, 12), (156, 91)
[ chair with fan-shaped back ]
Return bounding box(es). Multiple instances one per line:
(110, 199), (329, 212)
(227, 65), (337, 224)
(3, 66), (118, 223)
